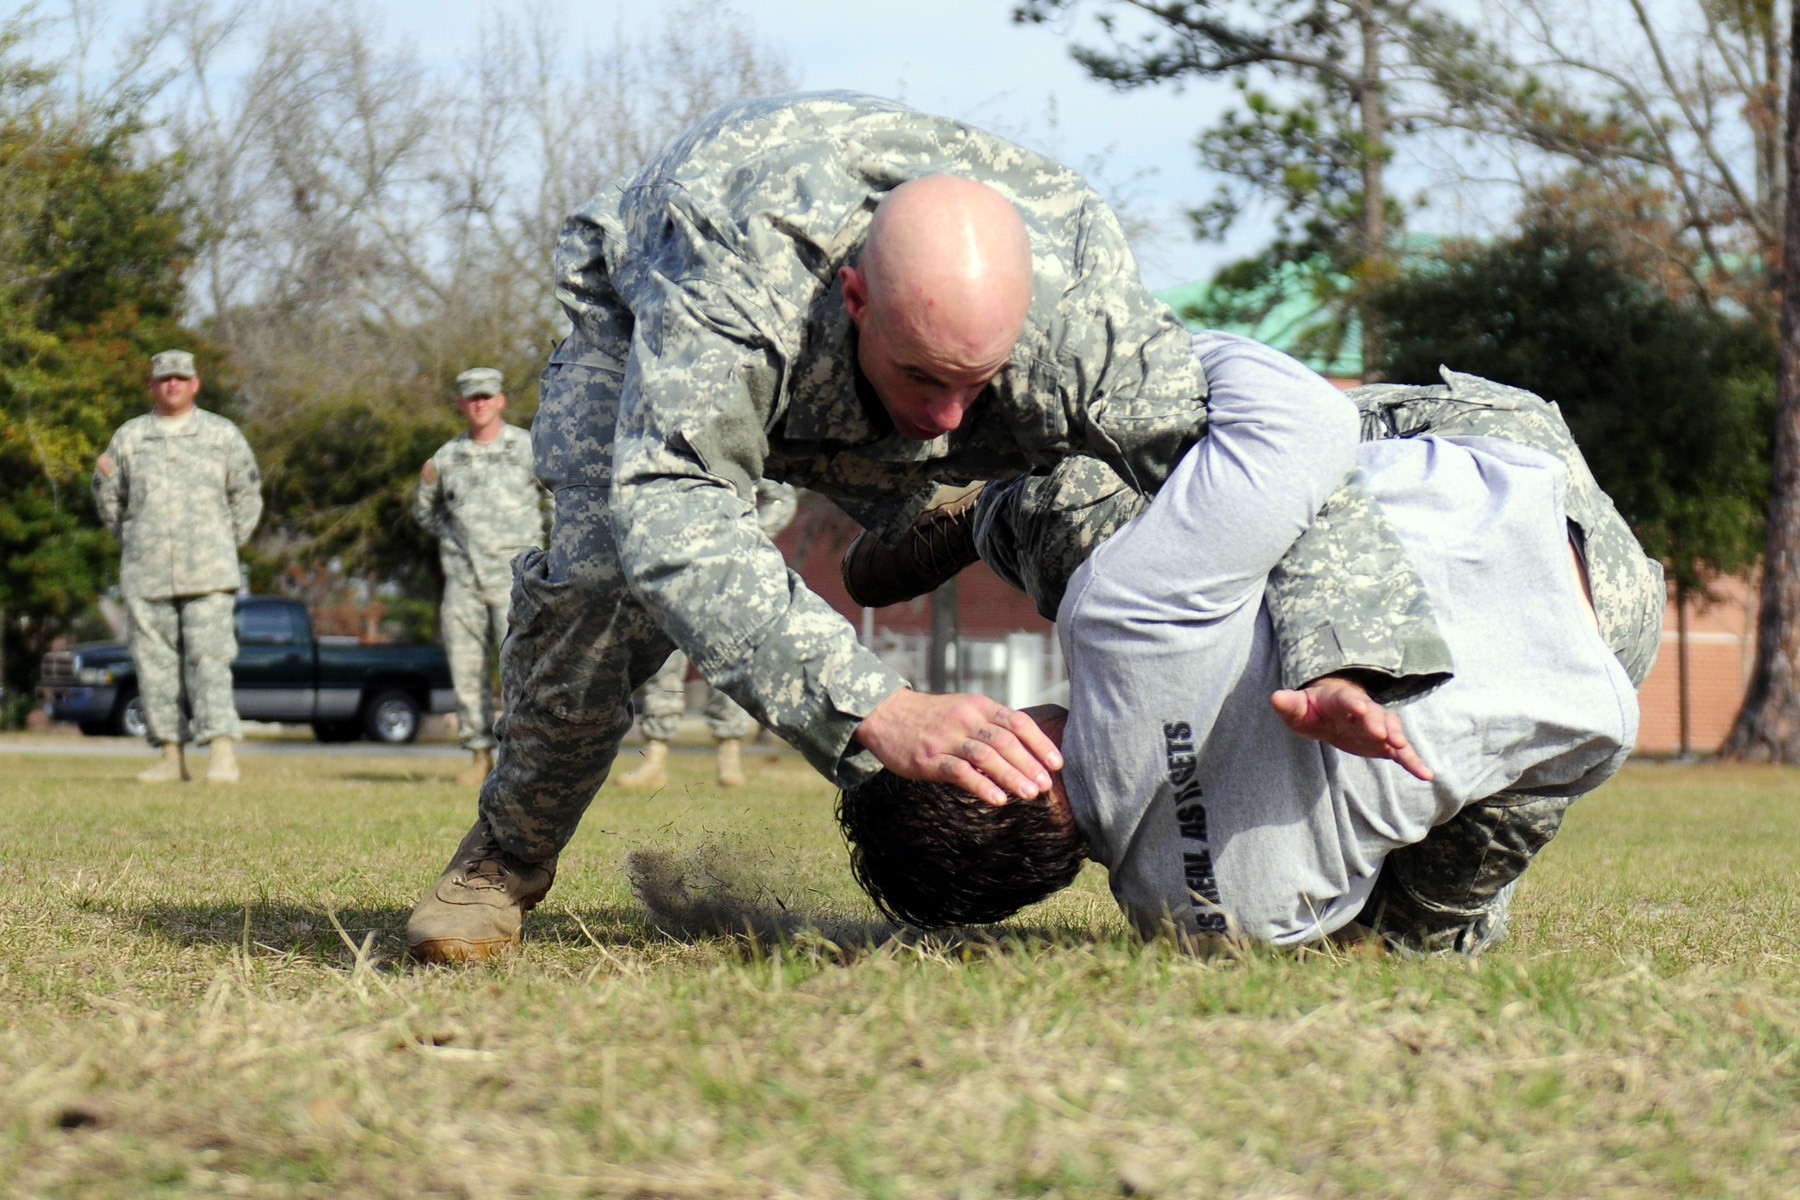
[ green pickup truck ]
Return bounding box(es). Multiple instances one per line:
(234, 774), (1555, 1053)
(38, 596), (455, 743)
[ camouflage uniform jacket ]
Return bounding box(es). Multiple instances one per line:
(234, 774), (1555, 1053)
(92, 410), (262, 600)
(554, 91), (1214, 727)
(414, 423), (550, 593)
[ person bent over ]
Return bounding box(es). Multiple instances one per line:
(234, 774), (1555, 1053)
(841, 334), (1662, 954)
(404, 93), (1455, 963)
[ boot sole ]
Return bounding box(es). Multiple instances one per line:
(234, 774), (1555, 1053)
(409, 934), (519, 964)
(405, 877), (553, 965)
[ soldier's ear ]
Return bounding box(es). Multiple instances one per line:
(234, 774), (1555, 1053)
(840, 266), (870, 326)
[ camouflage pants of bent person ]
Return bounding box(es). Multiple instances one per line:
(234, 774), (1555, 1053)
(472, 319), (699, 864)
(124, 591), (242, 747)
(636, 649), (756, 743)
(974, 371), (1666, 954)
(441, 572), (511, 751)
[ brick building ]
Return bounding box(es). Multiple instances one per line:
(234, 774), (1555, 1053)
(1637, 574), (1758, 756)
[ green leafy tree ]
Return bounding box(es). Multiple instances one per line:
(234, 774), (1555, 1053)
(1014, 0), (1498, 377)
(0, 29), (195, 701)
(1371, 216), (1776, 751)
(1383, 0), (1798, 759)
(1375, 217), (1773, 588)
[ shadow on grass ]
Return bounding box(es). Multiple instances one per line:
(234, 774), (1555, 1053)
(621, 846), (1103, 966)
(128, 900), (423, 964)
(125, 898), (672, 967)
(122, 895), (1081, 975)
(117, 840), (1098, 972)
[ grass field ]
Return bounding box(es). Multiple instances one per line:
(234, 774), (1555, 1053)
(1, 742), (1795, 1198)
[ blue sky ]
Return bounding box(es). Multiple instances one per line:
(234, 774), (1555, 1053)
(59, 0), (1548, 291)
(60, 0), (1244, 289)
(399, 0), (1245, 289)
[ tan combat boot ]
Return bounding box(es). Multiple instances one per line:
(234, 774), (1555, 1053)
(457, 748), (493, 788)
(840, 483), (984, 607)
(206, 737), (240, 784)
(136, 743), (189, 784)
(406, 817), (557, 963)
(615, 739), (670, 790)
(715, 737), (746, 787)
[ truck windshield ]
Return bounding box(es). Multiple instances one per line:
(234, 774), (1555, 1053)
(237, 605), (298, 645)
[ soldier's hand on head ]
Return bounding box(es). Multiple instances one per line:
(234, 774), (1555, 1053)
(854, 688), (1063, 806)
(1271, 675), (1433, 782)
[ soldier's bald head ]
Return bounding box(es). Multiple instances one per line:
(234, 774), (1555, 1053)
(859, 176), (1033, 368)
(841, 176), (1034, 439)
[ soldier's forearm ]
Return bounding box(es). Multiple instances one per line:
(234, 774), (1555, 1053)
(702, 610), (907, 786)
(615, 473), (908, 782)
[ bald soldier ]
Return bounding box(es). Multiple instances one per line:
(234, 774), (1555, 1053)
(414, 367), (551, 787)
(405, 92), (1453, 962)
(93, 350), (262, 785)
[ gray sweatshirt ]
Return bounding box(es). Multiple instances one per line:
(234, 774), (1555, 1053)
(1057, 333), (1637, 945)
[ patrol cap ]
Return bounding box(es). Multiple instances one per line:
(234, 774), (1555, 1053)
(456, 367), (504, 399)
(149, 350), (198, 380)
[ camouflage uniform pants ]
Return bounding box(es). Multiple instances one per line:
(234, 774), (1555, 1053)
(477, 321), (682, 863)
(442, 572), (511, 751)
(637, 649), (756, 743)
(976, 372), (1665, 954)
(125, 591), (241, 747)
(479, 327), (881, 862)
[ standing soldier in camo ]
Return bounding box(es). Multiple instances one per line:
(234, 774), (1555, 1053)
(617, 479), (799, 791)
(415, 367), (551, 787)
(92, 350), (263, 785)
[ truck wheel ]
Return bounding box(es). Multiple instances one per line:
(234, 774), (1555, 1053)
(362, 689), (421, 744)
(311, 719), (362, 743)
(111, 693), (147, 739)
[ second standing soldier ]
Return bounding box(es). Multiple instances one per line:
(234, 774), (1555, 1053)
(415, 367), (551, 786)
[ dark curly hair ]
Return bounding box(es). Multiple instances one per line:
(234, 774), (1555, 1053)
(837, 769), (1088, 929)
